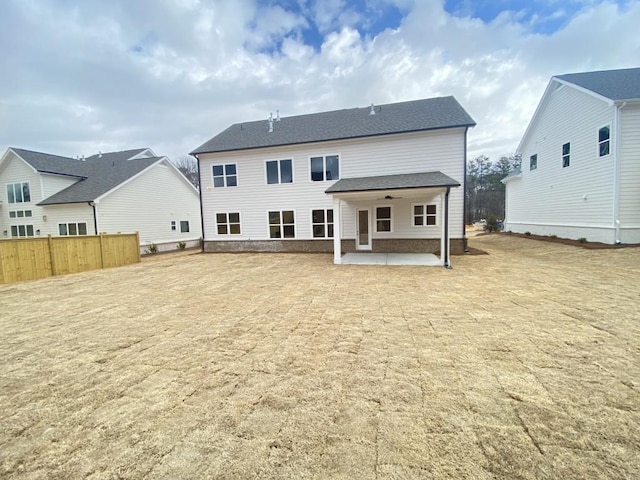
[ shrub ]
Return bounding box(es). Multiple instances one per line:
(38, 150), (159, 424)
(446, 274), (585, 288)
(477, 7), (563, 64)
(578, 237), (588, 243)
(550, 234), (558, 239)
(146, 243), (158, 254)
(177, 241), (186, 250)
(484, 216), (502, 233)
(524, 231), (531, 236)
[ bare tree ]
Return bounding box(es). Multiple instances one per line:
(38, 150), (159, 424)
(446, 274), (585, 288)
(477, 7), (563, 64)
(173, 155), (199, 189)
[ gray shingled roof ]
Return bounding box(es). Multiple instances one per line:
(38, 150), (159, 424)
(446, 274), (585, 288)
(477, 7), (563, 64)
(192, 96), (476, 154)
(555, 67), (640, 101)
(325, 171), (460, 194)
(11, 148), (88, 177)
(9, 147), (160, 205)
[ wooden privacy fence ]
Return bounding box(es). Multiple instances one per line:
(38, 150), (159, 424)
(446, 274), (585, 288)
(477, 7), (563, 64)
(0, 233), (140, 284)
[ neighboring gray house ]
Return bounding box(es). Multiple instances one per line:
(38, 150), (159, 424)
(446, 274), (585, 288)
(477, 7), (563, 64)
(503, 67), (640, 244)
(1, 147), (201, 250)
(191, 97), (475, 266)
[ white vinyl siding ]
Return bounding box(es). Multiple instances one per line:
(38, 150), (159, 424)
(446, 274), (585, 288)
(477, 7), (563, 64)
(41, 173), (79, 199)
(97, 161), (201, 245)
(199, 128), (466, 241)
(618, 104), (640, 241)
(506, 83), (616, 234)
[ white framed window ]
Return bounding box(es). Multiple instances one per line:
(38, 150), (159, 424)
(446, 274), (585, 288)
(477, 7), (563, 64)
(11, 225), (34, 237)
(180, 221), (190, 233)
(562, 142), (571, 168)
(269, 210), (295, 238)
(598, 125), (611, 157)
(412, 204), (437, 226)
(6, 182), (31, 204)
(529, 154), (537, 171)
(266, 159), (293, 184)
(59, 222), (88, 236)
(10, 210), (33, 218)
(311, 209), (333, 238)
(375, 206), (392, 232)
(170, 220), (176, 231)
(216, 212), (241, 235)
(310, 155), (339, 181)
(212, 163), (237, 188)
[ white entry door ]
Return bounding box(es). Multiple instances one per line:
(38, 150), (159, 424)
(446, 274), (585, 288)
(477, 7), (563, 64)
(356, 208), (372, 250)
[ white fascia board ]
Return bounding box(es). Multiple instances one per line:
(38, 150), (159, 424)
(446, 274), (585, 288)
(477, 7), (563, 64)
(553, 77), (615, 106)
(163, 158), (200, 195)
(129, 148), (157, 159)
(1, 148), (39, 174)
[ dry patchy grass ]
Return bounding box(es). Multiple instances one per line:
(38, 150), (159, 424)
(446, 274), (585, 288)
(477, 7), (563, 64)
(0, 235), (639, 479)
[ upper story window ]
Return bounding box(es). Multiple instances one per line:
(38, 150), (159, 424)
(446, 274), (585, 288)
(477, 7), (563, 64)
(7, 182), (31, 204)
(266, 159), (293, 184)
(312, 209), (333, 238)
(170, 220), (176, 231)
(599, 126), (610, 157)
(413, 204), (437, 226)
(529, 154), (537, 171)
(375, 206), (392, 232)
(562, 143), (571, 168)
(9, 210), (32, 218)
(212, 164), (237, 188)
(310, 155), (339, 181)
(180, 221), (190, 233)
(59, 222), (88, 236)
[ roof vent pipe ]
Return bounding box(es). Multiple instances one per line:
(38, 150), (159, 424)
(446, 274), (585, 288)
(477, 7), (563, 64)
(268, 113), (274, 133)
(369, 103), (376, 115)
(276, 109), (280, 121)
(98, 151), (102, 158)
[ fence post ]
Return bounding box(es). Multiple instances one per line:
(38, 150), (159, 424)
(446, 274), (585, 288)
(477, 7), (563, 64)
(135, 231), (141, 262)
(47, 235), (57, 276)
(99, 233), (105, 269)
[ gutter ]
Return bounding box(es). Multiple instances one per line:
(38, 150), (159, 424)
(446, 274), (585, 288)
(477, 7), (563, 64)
(444, 186), (451, 269)
(89, 201), (98, 235)
(462, 127), (469, 252)
(192, 153), (206, 253)
(613, 101), (626, 244)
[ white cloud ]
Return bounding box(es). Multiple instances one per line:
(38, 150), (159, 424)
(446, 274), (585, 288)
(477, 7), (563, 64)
(0, 0), (638, 163)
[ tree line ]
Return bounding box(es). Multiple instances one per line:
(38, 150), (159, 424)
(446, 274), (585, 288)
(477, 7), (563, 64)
(466, 154), (521, 225)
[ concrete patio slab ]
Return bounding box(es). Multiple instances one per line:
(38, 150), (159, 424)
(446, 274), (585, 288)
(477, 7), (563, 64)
(341, 252), (442, 266)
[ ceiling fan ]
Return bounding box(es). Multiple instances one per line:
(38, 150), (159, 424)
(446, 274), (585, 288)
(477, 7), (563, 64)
(376, 194), (403, 200)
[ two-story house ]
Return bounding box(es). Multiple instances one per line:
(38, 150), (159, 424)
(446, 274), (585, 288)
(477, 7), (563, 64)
(191, 97), (475, 266)
(503, 67), (640, 244)
(0, 147), (201, 251)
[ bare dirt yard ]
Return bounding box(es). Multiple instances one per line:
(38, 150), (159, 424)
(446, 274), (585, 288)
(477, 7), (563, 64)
(1, 235), (639, 479)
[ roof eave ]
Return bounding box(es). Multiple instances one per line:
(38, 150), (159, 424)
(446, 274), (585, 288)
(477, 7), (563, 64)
(326, 182), (461, 195)
(191, 123), (476, 156)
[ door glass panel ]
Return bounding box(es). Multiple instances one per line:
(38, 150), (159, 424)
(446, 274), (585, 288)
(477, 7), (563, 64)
(358, 210), (369, 246)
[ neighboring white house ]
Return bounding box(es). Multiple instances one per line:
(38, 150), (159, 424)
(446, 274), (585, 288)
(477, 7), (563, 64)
(503, 67), (640, 244)
(191, 97), (476, 266)
(0, 147), (201, 251)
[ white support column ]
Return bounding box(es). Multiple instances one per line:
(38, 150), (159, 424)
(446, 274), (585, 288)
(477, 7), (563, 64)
(439, 191), (445, 266)
(333, 197), (342, 264)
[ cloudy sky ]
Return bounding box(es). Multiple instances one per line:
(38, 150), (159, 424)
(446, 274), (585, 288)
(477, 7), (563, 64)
(1, 0), (638, 163)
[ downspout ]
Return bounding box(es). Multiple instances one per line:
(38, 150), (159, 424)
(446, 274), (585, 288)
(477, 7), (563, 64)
(462, 127), (469, 252)
(89, 201), (98, 235)
(192, 153), (206, 253)
(613, 102), (625, 244)
(444, 186), (452, 269)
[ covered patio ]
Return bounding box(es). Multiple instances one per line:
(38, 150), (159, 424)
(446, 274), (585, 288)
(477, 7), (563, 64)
(325, 171), (461, 268)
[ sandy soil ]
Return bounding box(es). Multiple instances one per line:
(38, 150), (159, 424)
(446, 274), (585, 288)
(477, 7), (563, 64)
(1, 235), (639, 479)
